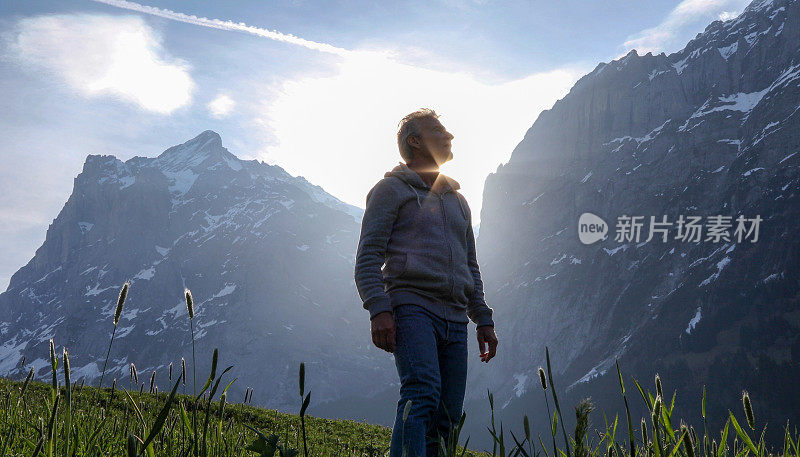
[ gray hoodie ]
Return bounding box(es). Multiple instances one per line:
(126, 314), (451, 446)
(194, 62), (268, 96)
(354, 162), (494, 327)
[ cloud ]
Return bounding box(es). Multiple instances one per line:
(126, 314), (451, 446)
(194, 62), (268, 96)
(208, 94), (235, 118)
(90, 0), (350, 56)
(16, 2), (583, 223)
(621, 0), (751, 55)
(255, 50), (586, 219)
(9, 14), (194, 114)
(716, 10), (740, 20)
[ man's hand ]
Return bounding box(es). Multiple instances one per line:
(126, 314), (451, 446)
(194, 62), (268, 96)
(371, 311), (396, 353)
(477, 326), (498, 363)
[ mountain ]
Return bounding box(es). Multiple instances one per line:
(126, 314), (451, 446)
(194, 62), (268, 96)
(462, 0), (800, 447)
(0, 130), (398, 411)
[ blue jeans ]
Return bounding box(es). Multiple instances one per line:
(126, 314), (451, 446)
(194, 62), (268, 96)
(389, 304), (468, 457)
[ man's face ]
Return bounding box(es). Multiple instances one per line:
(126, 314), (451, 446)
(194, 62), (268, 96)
(412, 116), (454, 165)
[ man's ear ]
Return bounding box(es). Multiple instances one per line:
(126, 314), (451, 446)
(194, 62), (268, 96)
(406, 135), (420, 149)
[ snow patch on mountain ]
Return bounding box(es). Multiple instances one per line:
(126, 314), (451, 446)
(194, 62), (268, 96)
(685, 307), (702, 334)
(699, 256), (731, 286)
(718, 42), (739, 60)
(134, 267), (155, 280)
(513, 373), (528, 397)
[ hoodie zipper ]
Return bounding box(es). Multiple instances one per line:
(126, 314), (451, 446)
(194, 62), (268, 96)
(438, 191), (454, 298)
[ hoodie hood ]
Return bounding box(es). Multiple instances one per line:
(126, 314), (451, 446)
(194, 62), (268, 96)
(384, 162), (466, 216)
(384, 162), (461, 192)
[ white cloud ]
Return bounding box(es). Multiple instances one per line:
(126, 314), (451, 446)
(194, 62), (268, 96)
(90, 0), (350, 56)
(717, 10), (740, 20)
(256, 50), (586, 220)
(208, 94), (235, 118)
(81, 1), (584, 220)
(621, 0), (751, 55)
(9, 14), (194, 114)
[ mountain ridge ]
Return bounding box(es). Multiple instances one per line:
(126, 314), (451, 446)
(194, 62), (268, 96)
(0, 130), (381, 412)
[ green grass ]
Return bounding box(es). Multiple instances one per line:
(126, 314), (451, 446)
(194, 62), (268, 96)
(0, 365), (487, 456)
(3, 346), (800, 457)
(2, 282), (798, 457)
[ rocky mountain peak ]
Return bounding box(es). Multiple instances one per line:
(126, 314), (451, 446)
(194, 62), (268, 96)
(0, 129), (379, 414)
(154, 129), (239, 173)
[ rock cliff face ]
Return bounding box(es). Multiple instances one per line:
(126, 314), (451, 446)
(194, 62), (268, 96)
(466, 0), (800, 445)
(0, 130), (397, 410)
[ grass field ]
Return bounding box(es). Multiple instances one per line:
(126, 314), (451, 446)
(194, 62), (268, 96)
(2, 283), (797, 456)
(0, 370), (488, 456)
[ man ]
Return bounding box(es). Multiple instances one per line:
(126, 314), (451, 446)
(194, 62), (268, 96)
(354, 108), (499, 457)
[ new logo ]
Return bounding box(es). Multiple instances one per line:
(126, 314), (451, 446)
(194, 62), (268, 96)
(578, 212), (608, 245)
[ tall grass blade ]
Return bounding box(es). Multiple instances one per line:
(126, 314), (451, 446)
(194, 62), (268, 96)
(49, 339), (58, 404)
(197, 348), (218, 401)
(185, 289), (197, 397)
(728, 412), (758, 456)
(141, 374), (183, 450)
(15, 367), (34, 409)
(616, 360), (636, 457)
(62, 347), (71, 457)
(546, 347), (572, 457)
(46, 395), (59, 457)
(99, 282), (129, 390)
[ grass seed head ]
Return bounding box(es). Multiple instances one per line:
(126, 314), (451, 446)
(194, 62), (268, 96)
(114, 282), (129, 325)
(524, 414), (531, 441)
(181, 358), (186, 386)
(654, 395), (663, 418)
(62, 347), (71, 387)
(169, 362), (173, 381)
(49, 339), (59, 393)
(299, 362), (305, 397)
(130, 363), (138, 385)
(655, 373), (663, 399)
(49, 339), (56, 370)
(538, 366), (548, 390)
(641, 417), (648, 444)
(574, 398), (594, 457)
(742, 390), (755, 429)
(185, 289), (194, 319)
(150, 371), (156, 393)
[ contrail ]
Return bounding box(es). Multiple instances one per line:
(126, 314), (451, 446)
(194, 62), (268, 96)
(90, 0), (352, 57)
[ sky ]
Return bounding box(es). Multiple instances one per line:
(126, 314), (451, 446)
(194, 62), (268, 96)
(0, 0), (754, 291)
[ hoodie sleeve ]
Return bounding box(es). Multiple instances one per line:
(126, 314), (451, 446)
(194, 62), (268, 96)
(462, 197), (494, 328)
(355, 179), (398, 320)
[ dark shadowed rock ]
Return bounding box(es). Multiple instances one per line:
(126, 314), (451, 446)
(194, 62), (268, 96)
(464, 0), (800, 448)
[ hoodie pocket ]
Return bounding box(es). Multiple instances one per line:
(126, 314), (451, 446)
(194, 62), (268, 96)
(382, 253), (407, 279)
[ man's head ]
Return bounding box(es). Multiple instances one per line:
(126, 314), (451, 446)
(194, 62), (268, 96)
(396, 108), (454, 166)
